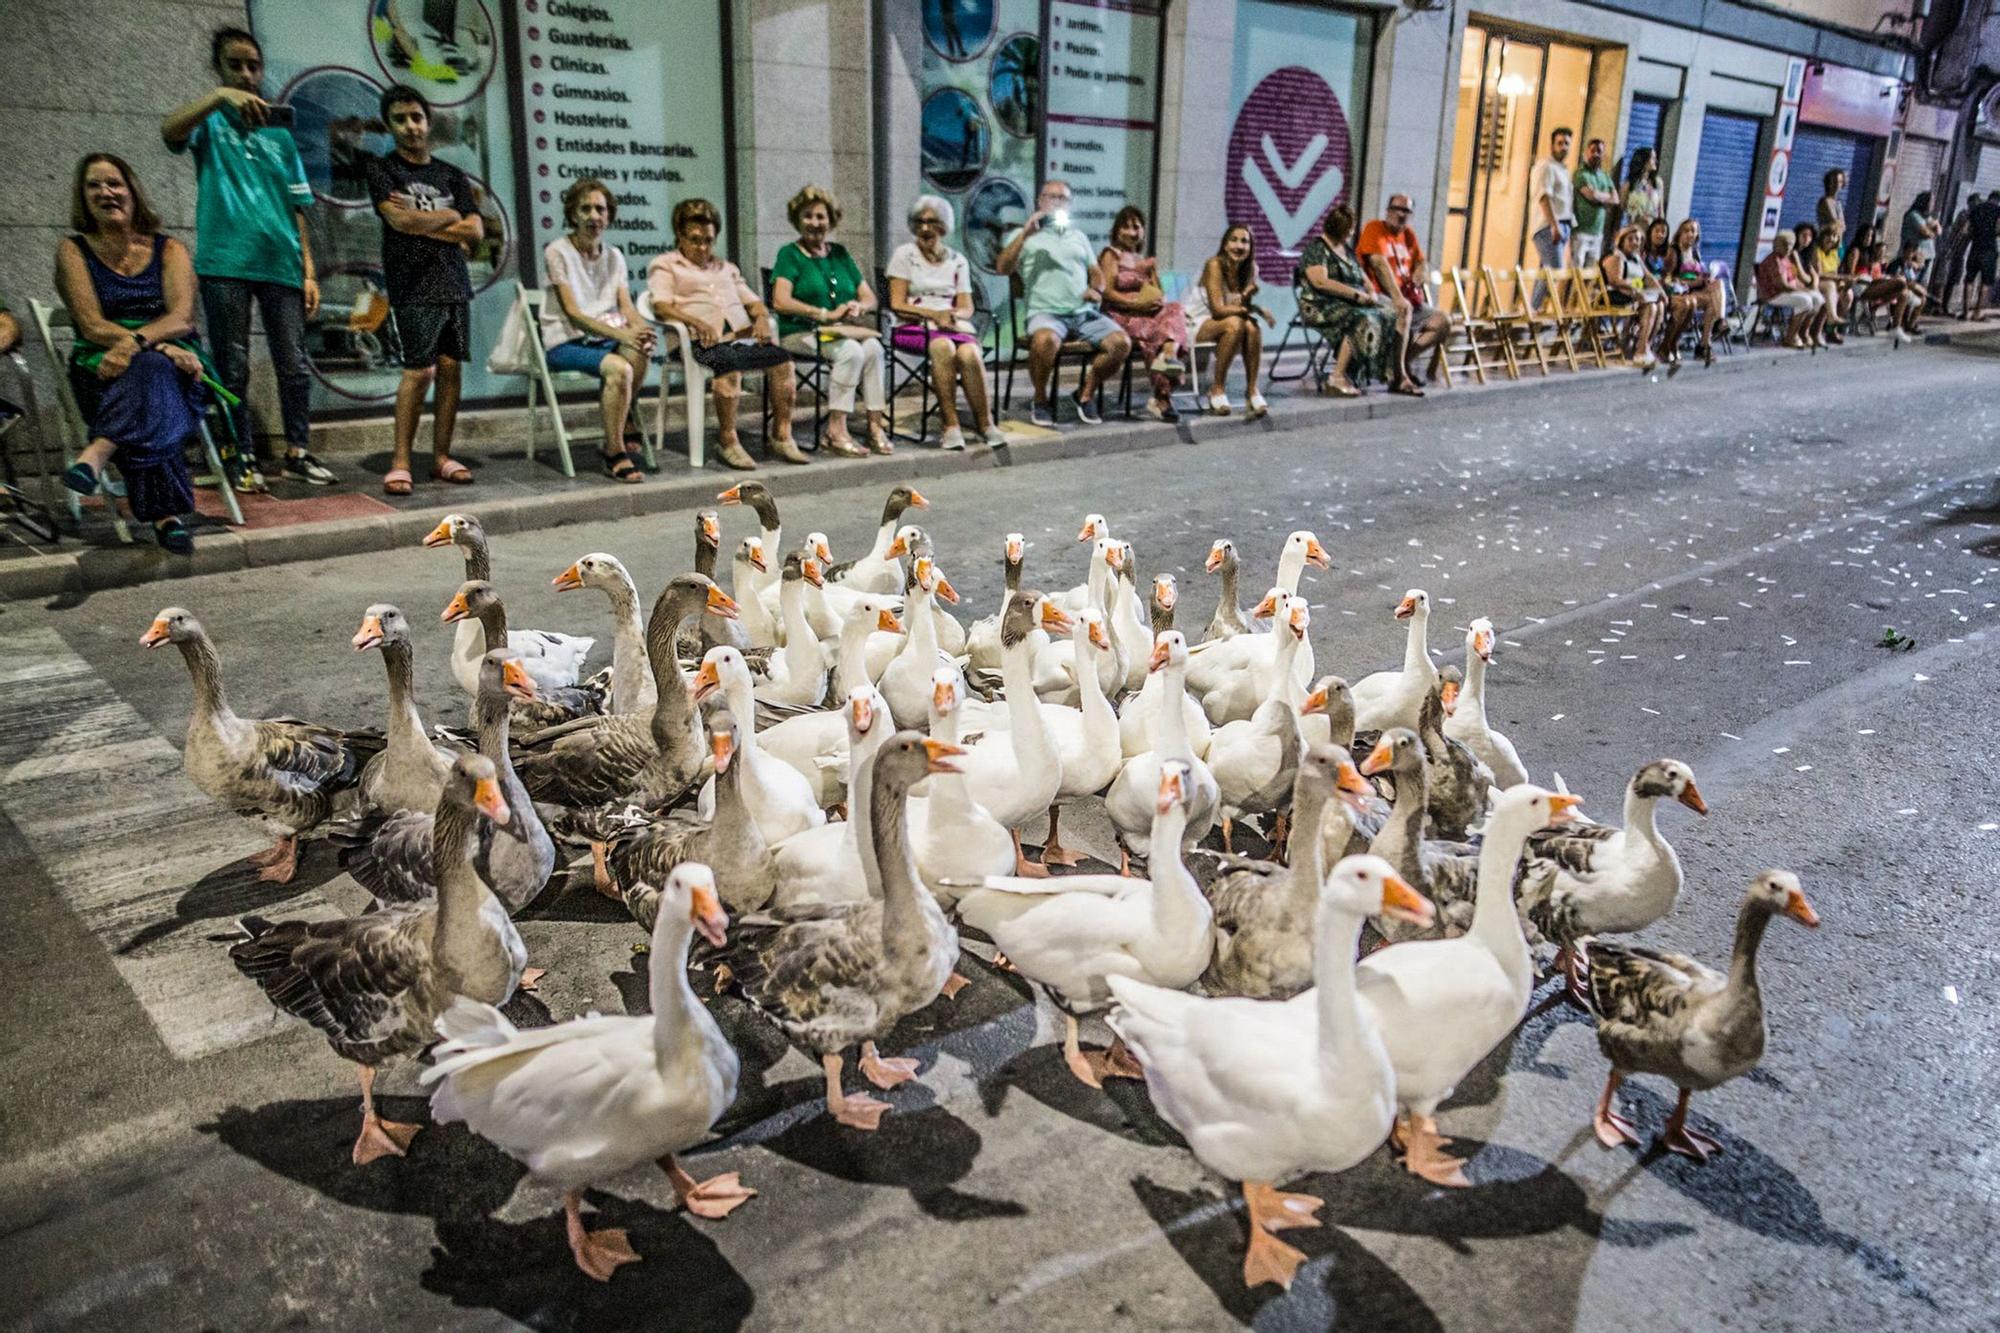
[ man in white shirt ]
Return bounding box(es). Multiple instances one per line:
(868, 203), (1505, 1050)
(1530, 126), (1576, 306)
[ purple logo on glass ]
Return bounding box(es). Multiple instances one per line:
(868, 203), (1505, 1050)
(1225, 67), (1353, 285)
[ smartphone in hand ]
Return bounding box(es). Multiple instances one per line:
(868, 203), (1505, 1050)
(265, 104), (296, 129)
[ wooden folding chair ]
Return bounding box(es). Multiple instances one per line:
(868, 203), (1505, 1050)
(1515, 267), (1583, 372)
(1481, 267), (1546, 377)
(1438, 268), (1510, 384)
(1566, 268), (1627, 368)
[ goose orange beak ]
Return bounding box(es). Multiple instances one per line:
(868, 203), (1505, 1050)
(689, 879), (730, 947)
(1148, 638), (1173, 672)
(745, 544), (767, 573)
(814, 537), (833, 562)
(1087, 618), (1111, 651)
(1547, 792), (1583, 824)
(1288, 605), (1309, 639)
(1394, 595), (1418, 620)
(931, 677), (956, 714)
(802, 558), (825, 588)
(1361, 740), (1394, 776)
(887, 534), (909, 558)
(1379, 871), (1436, 928)
(552, 562), (585, 592)
(1472, 627), (1495, 661)
(1076, 518), (1097, 542)
(421, 520), (455, 548)
(1678, 781), (1709, 815)
(877, 608), (903, 634)
(852, 692), (877, 733)
(502, 659), (538, 701)
(906, 488), (929, 508)
(923, 738), (965, 774)
(1156, 766), (1187, 814)
(691, 659), (722, 701)
(1302, 684), (1330, 715)
(1205, 541), (1228, 573)
(1250, 591), (1279, 619)
(716, 484), (743, 504)
(352, 615), (385, 651)
(1005, 535), (1024, 562)
(934, 573), (960, 605)
(699, 513), (721, 546)
(140, 618), (172, 648)
(1155, 576), (1176, 609)
(1041, 602), (1073, 634)
(1785, 887), (1820, 927)
(1304, 536), (1331, 568)
(706, 586), (740, 619)
(711, 729), (736, 774)
(1336, 759), (1373, 813)
(472, 776), (510, 824)
(1440, 679), (1460, 715)
(441, 593), (472, 623)
(1104, 544), (1125, 571)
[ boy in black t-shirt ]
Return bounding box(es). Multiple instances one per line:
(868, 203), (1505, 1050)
(365, 84), (483, 494)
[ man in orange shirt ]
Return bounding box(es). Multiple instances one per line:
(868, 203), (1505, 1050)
(1358, 194), (1449, 385)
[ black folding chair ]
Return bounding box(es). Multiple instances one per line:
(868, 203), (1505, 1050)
(878, 266), (1000, 447)
(759, 265), (828, 452)
(998, 273), (1106, 417)
(1264, 288), (1335, 387)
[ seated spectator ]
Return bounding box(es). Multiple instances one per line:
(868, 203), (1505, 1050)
(1755, 230), (1828, 349)
(994, 179), (1131, 427)
(1900, 192), (1942, 290)
(1844, 234), (1918, 343)
(1664, 219), (1726, 365)
(1097, 205), (1187, 422)
(1599, 225), (1663, 370)
(54, 154), (205, 554)
(885, 193), (1005, 450)
(1357, 193), (1449, 385)
(770, 185), (887, 457)
(646, 198), (805, 471)
(1959, 191), (1997, 321)
(1642, 218), (1697, 361)
(1184, 224), (1274, 418)
(1791, 223), (1844, 344)
(1621, 148), (1663, 232)
(1892, 243), (1932, 319)
(541, 176), (655, 482)
(1296, 205), (1419, 397)
(1807, 224), (1859, 335)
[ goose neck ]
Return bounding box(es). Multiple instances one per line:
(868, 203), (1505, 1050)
(648, 910), (700, 1061)
(1314, 904), (1375, 1067)
(382, 641), (427, 744)
(1469, 816), (1533, 965)
(1401, 610), (1432, 677)
(1154, 660), (1192, 762)
(179, 633), (232, 722)
(1146, 807), (1201, 935)
(1726, 899), (1775, 997)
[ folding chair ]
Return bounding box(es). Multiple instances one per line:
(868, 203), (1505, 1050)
(29, 298), (244, 539)
(878, 265), (996, 447)
(1265, 290), (1335, 387)
(1438, 267), (1514, 385)
(1481, 268), (1546, 377)
(0, 352), (62, 544)
(510, 284), (658, 477)
(760, 266), (829, 451)
(998, 272), (1099, 415)
(1514, 267), (1583, 372)
(1566, 268), (1629, 367)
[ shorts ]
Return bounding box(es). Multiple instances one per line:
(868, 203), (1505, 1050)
(1026, 306), (1122, 346)
(545, 336), (619, 375)
(1968, 249), (1998, 287)
(394, 302), (471, 370)
(892, 323), (979, 353)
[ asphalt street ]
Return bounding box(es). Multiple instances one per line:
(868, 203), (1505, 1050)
(1, 343), (1996, 1331)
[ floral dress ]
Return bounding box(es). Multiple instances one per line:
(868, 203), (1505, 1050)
(1104, 249), (1188, 393)
(1295, 236), (1394, 384)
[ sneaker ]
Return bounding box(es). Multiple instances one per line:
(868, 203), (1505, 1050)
(282, 450), (339, 486)
(226, 456), (266, 494)
(982, 424), (1010, 448)
(1892, 327), (1913, 346)
(1071, 392), (1102, 426)
(939, 426), (966, 451)
(1030, 398), (1055, 428)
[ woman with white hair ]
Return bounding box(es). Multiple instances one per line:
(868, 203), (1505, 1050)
(769, 184), (888, 456)
(885, 194), (1006, 450)
(1754, 229), (1828, 349)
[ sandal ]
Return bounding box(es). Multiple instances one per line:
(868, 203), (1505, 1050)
(823, 436), (868, 459)
(382, 467), (414, 496)
(867, 428), (894, 456)
(154, 517), (194, 556)
(432, 457), (475, 484)
(1325, 380), (1362, 399)
(1389, 380), (1425, 398)
(602, 450), (644, 484)
(62, 461), (98, 496)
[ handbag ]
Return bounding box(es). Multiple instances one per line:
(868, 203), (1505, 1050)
(487, 297), (532, 375)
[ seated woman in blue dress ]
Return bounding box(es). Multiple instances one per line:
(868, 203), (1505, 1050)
(55, 153), (208, 554)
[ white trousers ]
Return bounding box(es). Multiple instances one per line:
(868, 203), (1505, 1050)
(1767, 290), (1824, 314)
(786, 332), (886, 413)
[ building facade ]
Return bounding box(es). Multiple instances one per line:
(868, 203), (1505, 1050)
(2, 0), (1984, 437)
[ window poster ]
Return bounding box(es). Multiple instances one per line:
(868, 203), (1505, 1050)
(251, 0), (520, 406)
(920, 0), (1044, 346)
(1227, 0), (1371, 330)
(1041, 0), (1162, 241)
(517, 0), (731, 276)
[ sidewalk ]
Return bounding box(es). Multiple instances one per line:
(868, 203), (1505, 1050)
(0, 321), (1983, 603)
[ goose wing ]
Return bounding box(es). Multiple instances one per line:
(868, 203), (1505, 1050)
(228, 908), (432, 1064)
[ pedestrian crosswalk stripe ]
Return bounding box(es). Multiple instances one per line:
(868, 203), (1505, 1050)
(0, 627), (346, 1060)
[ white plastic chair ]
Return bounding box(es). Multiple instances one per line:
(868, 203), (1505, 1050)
(647, 314), (712, 470)
(512, 284), (658, 477)
(29, 298), (245, 539)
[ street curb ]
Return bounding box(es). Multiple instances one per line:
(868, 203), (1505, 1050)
(0, 330), (1946, 603)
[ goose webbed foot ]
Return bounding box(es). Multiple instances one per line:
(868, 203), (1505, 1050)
(517, 967), (546, 992)
(661, 1157), (757, 1219)
(1393, 1112), (1470, 1187)
(1593, 1070), (1642, 1150)
(940, 970), (972, 999)
(1240, 1180), (1322, 1290)
(253, 835), (300, 883)
(352, 1065), (421, 1165)
(859, 1040), (921, 1089)
(823, 1053), (891, 1130)
(1011, 830), (1050, 878)
(1660, 1088), (1722, 1163)
(564, 1189), (641, 1281)
(590, 841), (617, 899)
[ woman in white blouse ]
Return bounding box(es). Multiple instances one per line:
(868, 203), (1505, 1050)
(884, 194), (1006, 450)
(541, 177), (655, 481)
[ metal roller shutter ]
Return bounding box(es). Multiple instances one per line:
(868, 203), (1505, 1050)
(1690, 110), (1762, 278)
(1781, 125), (1878, 244)
(1973, 141), (2000, 199)
(1889, 136), (1945, 238)
(1626, 97), (1666, 157)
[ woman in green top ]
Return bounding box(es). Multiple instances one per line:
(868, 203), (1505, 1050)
(769, 185), (888, 456)
(1296, 205), (1418, 397)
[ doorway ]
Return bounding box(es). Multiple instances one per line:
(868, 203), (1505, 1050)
(1445, 24), (1613, 272)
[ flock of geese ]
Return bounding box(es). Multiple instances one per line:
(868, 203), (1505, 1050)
(140, 482), (1821, 1289)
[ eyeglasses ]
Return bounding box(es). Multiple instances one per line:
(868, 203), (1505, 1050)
(1387, 205), (1412, 215)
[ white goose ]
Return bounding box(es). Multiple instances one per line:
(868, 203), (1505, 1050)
(1118, 575), (1212, 760)
(1443, 617), (1527, 788)
(1190, 589), (1292, 725)
(965, 532), (1030, 672)
(552, 553), (656, 714)
(423, 514), (595, 696)
(731, 537), (780, 649)
(422, 864), (752, 1282)
(1183, 530), (1329, 702)
(887, 524), (968, 656)
(957, 762), (1211, 1087)
(826, 484), (928, 594)
(691, 647), (825, 844)
(1033, 609), (1124, 869)
(1037, 537), (1124, 703)
(1348, 783), (1580, 1186)
(766, 687), (896, 909)
(1106, 542), (1154, 694)
(876, 557), (958, 729)
(829, 595), (906, 708)
(762, 640), (896, 811)
(1053, 513), (1113, 611)
(753, 553), (831, 710)
(1351, 588), (1438, 733)
(913, 667), (1016, 906)
(1107, 855), (1431, 1291)
(956, 592), (1070, 875)
(1106, 631), (1219, 875)
(1206, 597), (1310, 852)
(716, 480), (782, 603)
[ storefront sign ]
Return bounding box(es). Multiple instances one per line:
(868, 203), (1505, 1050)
(1756, 57), (1807, 259)
(1041, 0), (1162, 239)
(1800, 64), (1901, 139)
(518, 0), (730, 270)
